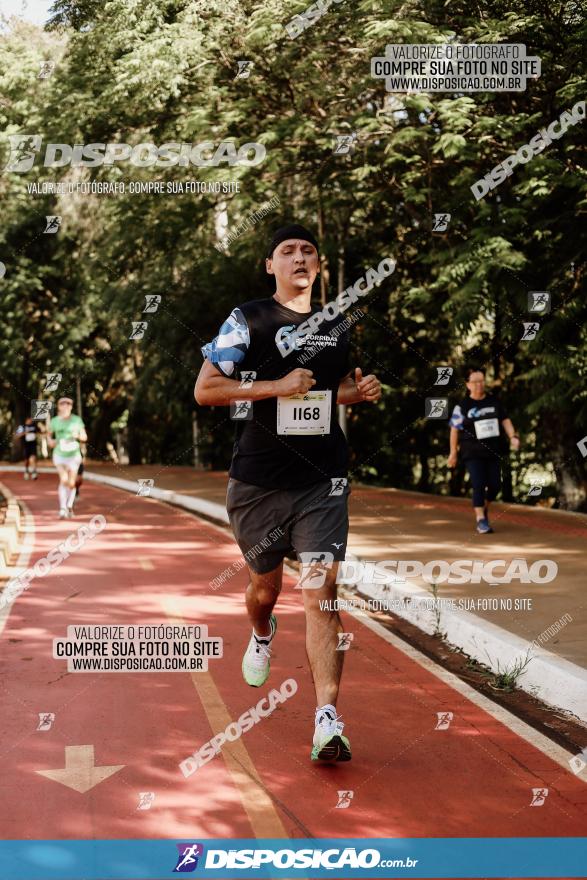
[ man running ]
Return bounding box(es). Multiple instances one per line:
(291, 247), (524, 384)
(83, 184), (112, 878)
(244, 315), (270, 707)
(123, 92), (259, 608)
(14, 416), (41, 480)
(195, 224), (381, 762)
(47, 397), (87, 518)
(448, 366), (520, 533)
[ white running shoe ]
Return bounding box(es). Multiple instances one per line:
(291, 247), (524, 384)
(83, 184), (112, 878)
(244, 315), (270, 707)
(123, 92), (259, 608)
(66, 508), (74, 518)
(311, 706), (352, 762)
(24, 472), (30, 480)
(241, 614), (277, 687)
(59, 508), (68, 519)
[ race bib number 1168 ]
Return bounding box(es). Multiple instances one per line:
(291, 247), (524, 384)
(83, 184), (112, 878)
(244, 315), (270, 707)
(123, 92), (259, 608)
(277, 390), (332, 435)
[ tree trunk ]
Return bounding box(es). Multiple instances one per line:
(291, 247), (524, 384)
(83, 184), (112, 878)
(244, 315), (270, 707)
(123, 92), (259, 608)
(418, 449), (430, 493)
(541, 412), (587, 511)
(552, 441), (587, 510)
(501, 456), (514, 503)
(11, 350), (30, 461)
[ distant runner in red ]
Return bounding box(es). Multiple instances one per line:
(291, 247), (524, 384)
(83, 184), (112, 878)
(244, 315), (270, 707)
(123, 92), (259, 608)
(196, 224), (381, 762)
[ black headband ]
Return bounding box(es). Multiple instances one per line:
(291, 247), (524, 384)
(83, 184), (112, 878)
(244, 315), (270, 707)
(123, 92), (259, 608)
(266, 224), (319, 259)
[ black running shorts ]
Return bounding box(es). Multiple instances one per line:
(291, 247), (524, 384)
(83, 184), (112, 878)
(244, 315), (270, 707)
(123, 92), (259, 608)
(226, 477), (350, 575)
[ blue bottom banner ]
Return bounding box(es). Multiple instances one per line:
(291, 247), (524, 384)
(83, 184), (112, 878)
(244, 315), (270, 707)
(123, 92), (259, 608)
(0, 838), (586, 879)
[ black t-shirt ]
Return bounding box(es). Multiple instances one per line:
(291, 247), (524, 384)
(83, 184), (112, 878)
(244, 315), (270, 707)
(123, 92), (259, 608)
(449, 393), (508, 461)
(16, 423), (40, 445)
(202, 297), (350, 488)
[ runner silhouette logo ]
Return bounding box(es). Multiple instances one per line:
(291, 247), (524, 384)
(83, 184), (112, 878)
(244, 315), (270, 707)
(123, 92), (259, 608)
(173, 843), (204, 872)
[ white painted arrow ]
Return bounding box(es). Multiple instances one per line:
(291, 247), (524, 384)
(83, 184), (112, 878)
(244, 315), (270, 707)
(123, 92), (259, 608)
(35, 745), (124, 793)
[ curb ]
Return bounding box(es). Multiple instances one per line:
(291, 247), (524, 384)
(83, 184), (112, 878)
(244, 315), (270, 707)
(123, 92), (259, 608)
(0, 481), (36, 638)
(82, 471), (230, 524)
(346, 570), (587, 723)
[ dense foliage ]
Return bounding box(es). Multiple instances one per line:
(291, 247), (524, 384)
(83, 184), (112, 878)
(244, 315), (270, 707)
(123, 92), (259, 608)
(0, 0), (585, 507)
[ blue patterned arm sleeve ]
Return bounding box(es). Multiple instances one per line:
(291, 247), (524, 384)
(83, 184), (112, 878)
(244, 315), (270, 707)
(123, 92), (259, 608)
(449, 404), (464, 430)
(200, 307), (250, 378)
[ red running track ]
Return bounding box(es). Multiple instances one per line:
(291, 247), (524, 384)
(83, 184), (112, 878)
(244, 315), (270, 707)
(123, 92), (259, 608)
(0, 473), (585, 861)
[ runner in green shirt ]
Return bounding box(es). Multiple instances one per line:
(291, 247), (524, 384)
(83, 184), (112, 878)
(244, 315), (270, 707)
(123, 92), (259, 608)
(48, 397), (87, 518)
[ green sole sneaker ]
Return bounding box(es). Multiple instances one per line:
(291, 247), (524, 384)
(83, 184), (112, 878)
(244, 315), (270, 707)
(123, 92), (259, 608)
(311, 733), (352, 762)
(241, 614), (277, 687)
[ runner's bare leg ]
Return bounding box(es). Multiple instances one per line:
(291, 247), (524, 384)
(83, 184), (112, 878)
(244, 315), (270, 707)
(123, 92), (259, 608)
(245, 562), (283, 638)
(302, 563), (343, 708)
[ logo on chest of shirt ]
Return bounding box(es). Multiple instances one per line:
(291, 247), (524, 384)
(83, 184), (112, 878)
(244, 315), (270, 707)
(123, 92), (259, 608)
(275, 325), (337, 356)
(467, 405), (496, 418)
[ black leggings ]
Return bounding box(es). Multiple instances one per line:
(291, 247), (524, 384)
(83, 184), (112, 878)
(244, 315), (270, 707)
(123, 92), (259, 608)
(465, 459), (501, 508)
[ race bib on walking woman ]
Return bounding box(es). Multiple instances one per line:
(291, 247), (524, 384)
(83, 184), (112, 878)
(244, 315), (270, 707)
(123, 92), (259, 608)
(474, 418), (499, 439)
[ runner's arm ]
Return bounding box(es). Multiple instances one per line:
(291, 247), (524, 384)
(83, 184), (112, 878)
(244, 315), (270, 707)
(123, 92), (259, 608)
(195, 360), (315, 405)
(501, 417), (520, 449)
(337, 368), (381, 404)
(447, 404), (463, 467)
(449, 427), (459, 452)
(75, 425), (88, 443)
